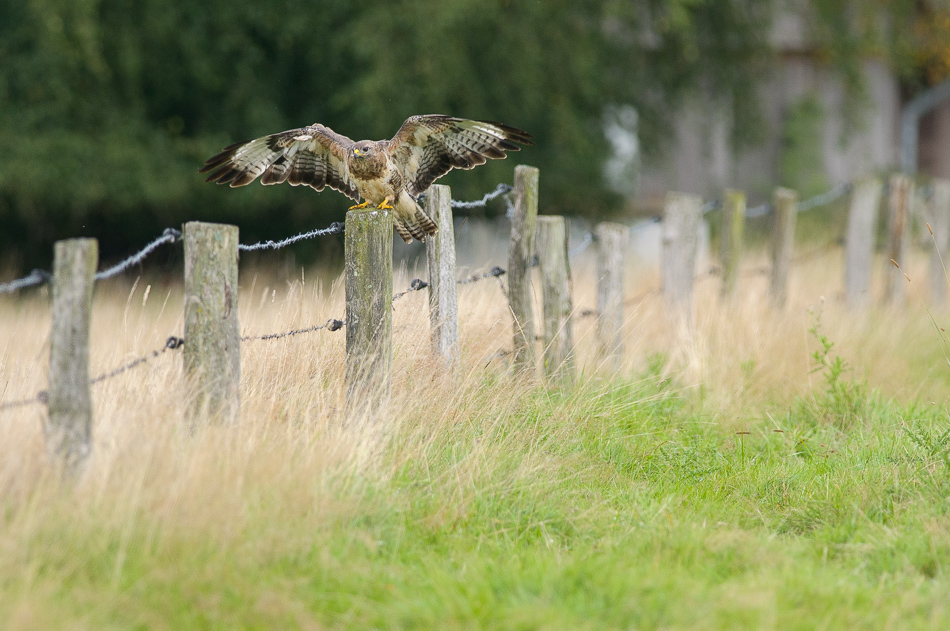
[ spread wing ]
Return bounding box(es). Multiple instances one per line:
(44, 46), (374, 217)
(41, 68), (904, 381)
(199, 125), (360, 202)
(389, 115), (533, 197)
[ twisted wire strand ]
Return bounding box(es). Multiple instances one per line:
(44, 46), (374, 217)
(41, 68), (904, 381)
(418, 183), (513, 210)
(0, 269), (51, 295)
(568, 232), (594, 258)
(0, 336), (184, 414)
(95, 229), (182, 280)
(797, 182), (852, 212)
(239, 222), (345, 252)
(89, 336), (184, 384)
(241, 319), (344, 342)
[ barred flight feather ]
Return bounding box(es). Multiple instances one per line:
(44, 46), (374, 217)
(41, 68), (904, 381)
(200, 115), (532, 244)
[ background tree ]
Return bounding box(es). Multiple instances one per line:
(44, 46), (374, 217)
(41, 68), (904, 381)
(0, 0), (775, 266)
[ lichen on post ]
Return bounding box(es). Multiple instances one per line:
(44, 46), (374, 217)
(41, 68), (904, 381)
(344, 208), (393, 423)
(183, 221), (240, 424)
(508, 165), (539, 376)
(537, 215), (575, 385)
(46, 238), (98, 475)
(425, 185), (459, 370)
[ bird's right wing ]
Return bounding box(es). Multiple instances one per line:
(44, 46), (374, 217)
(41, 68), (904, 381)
(200, 125), (360, 202)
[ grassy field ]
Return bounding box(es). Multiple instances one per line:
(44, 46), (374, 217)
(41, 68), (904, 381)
(2, 242), (950, 630)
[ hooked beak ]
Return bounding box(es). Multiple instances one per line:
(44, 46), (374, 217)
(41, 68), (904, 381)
(353, 148), (361, 156)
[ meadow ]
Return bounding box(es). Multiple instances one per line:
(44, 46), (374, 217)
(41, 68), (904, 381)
(1, 238), (950, 630)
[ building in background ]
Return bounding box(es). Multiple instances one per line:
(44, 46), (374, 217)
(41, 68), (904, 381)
(636, 8), (949, 207)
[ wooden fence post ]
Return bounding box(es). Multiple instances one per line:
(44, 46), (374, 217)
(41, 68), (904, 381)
(508, 165), (539, 375)
(46, 238), (97, 474)
(885, 174), (913, 307)
(183, 222), (240, 423)
(845, 178), (883, 308)
(425, 185), (459, 369)
(537, 216), (575, 384)
(720, 189), (745, 301)
(345, 209), (393, 422)
(770, 188), (798, 309)
(595, 222), (627, 372)
(930, 179), (950, 305)
(662, 193), (702, 318)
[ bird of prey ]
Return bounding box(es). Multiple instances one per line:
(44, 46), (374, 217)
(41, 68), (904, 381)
(199, 115), (533, 243)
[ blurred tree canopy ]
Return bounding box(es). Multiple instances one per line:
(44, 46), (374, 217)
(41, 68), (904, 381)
(0, 0), (773, 264)
(0, 0), (944, 266)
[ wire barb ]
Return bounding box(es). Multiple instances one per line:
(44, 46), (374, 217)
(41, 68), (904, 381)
(95, 228), (182, 281)
(459, 266), (507, 285)
(241, 319), (345, 342)
(392, 278), (429, 302)
(89, 335), (185, 385)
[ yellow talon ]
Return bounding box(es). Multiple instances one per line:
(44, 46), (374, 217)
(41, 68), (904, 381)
(377, 197), (394, 210)
(348, 200), (370, 210)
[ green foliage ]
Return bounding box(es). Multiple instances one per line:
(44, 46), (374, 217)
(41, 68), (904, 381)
(0, 0), (774, 260)
(778, 94), (829, 198)
(8, 373), (950, 628)
(795, 306), (874, 430)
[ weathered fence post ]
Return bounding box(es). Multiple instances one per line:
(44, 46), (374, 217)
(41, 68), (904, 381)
(46, 238), (97, 475)
(720, 189), (745, 301)
(537, 216), (575, 384)
(425, 185), (459, 369)
(930, 179), (950, 305)
(595, 222), (627, 372)
(183, 222), (240, 423)
(885, 174), (913, 307)
(845, 178), (883, 308)
(770, 188), (798, 309)
(662, 193), (702, 318)
(508, 165), (539, 375)
(345, 209), (393, 422)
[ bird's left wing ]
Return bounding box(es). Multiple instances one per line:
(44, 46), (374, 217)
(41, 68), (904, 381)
(389, 115), (533, 197)
(200, 125), (360, 201)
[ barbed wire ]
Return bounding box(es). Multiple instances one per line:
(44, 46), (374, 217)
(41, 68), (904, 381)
(0, 335), (185, 414)
(0, 269), (51, 295)
(392, 278), (429, 302)
(745, 203), (772, 219)
(416, 182), (513, 210)
(458, 265), (507, 285)
(239, 222), (345, 252)
(699, 181), (855, 220)
(1, 228), (183, 294)
(241, 319), (344, 342)
(90, 336), (184, 384)
(702, 200), (721, 214)
(568, 232), (594, 257)
(0, 392), (46, 413)
(95, 229), (182, 280)
(797, 182), (852, 212)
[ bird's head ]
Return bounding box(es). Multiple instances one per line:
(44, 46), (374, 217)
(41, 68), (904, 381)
(352, 141), (376, 160)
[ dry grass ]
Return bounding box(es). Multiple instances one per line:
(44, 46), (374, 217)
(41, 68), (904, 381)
(1, 241), (949, 629)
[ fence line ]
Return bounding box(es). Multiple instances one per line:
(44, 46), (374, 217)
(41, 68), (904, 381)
(0, 184), (516, 294)
(5, 168), (950, 478)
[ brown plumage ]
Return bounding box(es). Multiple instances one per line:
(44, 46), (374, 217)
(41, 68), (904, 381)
(199, 115), (533, 243)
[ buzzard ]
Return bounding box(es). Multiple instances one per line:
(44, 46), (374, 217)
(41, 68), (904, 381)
(200, 115), (533, 243)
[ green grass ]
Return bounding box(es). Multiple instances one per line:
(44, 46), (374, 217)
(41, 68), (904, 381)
(4, 253), (950, 630)
(5, 365), (950, 630)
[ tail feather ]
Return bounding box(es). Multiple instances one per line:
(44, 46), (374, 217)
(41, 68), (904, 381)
(394, 200), (438, 244)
